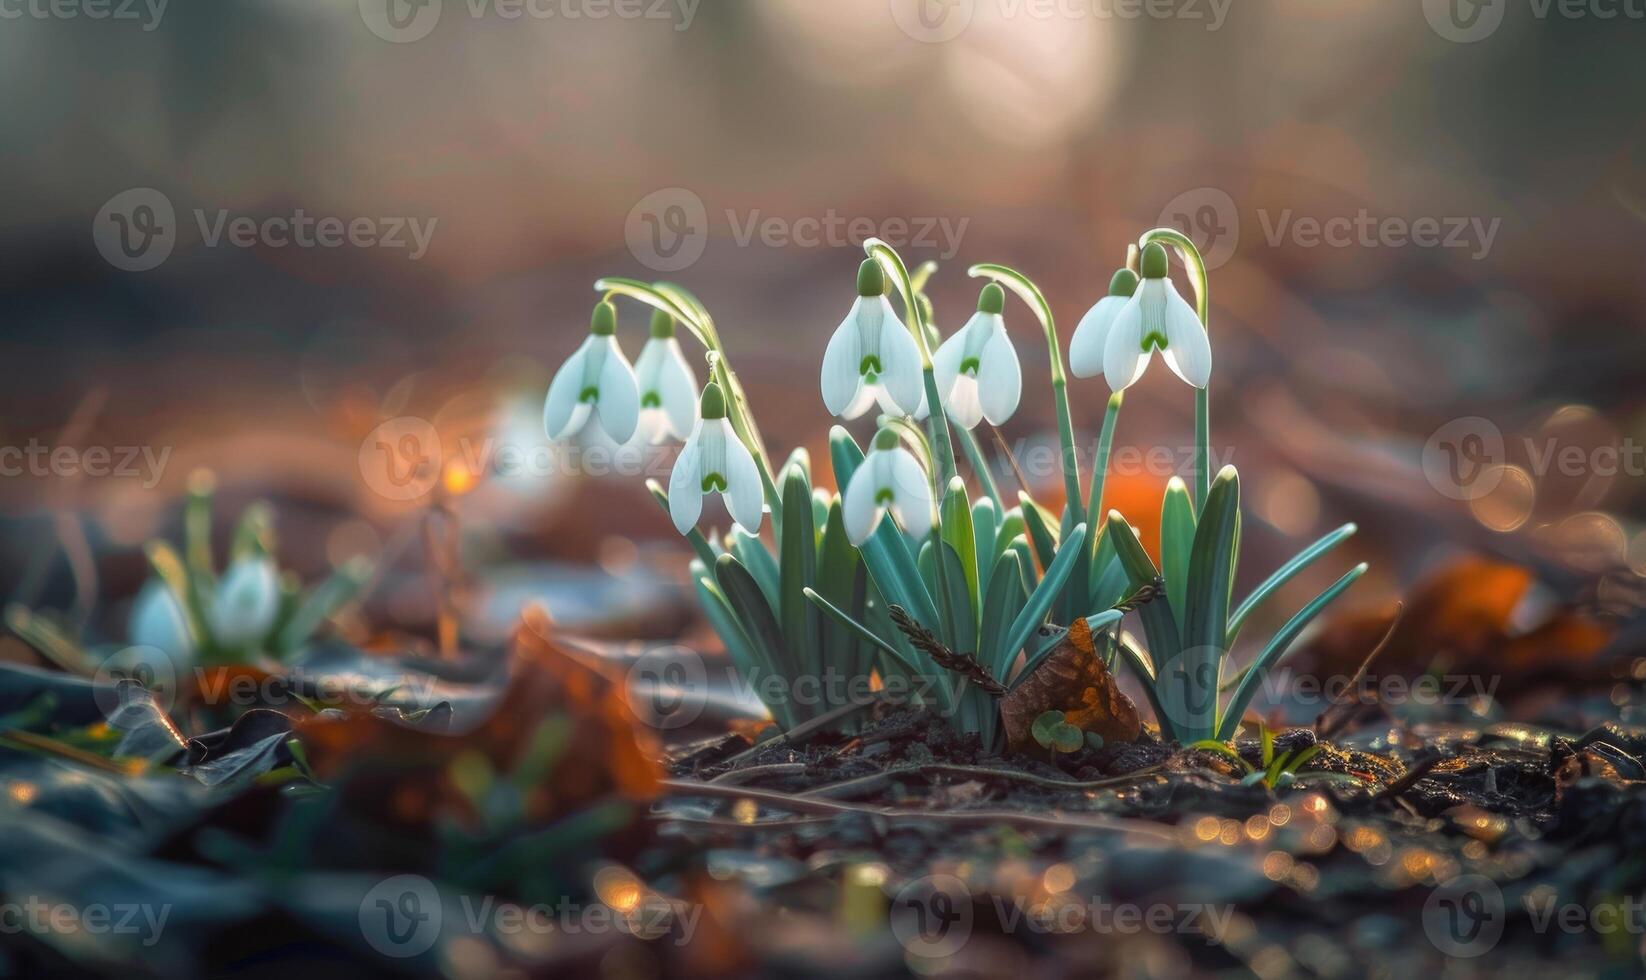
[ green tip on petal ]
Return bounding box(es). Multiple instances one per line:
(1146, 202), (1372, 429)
(649, 308), (674, 339)
(857, 259), (885, 297)
(977, 282), (1005, 314)
(1140, 242), (1169, 280)
(590, 301), (617, 336)
(699, 383), (727, 420)
(1108, 268), (1140, 298)
(873, 428), (900, 451)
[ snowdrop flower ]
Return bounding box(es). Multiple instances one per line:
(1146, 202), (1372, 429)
(843, 428), (933, 545)
(632, 309), (698, 444)
(1068, 267), (1138, 380)
(821, 260), (923, 418)
(932, 283), (1021, 429)
(128, 579), (195, 666)
(668, 383), (764, 535)
(1096, 243), (1211, 391)
(209, 554), (281, 649)
(543, 301), (640, 444)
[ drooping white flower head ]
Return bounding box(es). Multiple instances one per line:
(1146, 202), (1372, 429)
(843, 428), (933, 545)
(128, 579), (196, 666)
(668, 382), (764, 535)
(631, 309), (698, 444)
(1098, 243), (1211, 391)
(543, 301), (640, 444)
(821, 260), (923, 418)
(932, 283), (1021, 430)
(1069, 267), (1138, 380)
(209, 554), (281, 650)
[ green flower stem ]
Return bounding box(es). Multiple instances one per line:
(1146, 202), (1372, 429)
(594, 277), (783, 521)
(1085, 390), (1124, 574)
(966, 263), (1082, 525)
(955, 426), (1002, 510)
(1136, 229), (1211, 509)
(863, 240), (957, 492)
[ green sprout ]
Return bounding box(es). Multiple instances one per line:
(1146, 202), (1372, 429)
(1191, 726), (1324, 791)
(1031, 710), (1101, 756)
(129, 470), (372, 667)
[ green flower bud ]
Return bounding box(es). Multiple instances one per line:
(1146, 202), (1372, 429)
(699, 382), (726, 420)
(1140, 242), (1169, 280)
(977, 282), (1005, 315)
(649, 309), (674, 340)
(857, 259), (886, 298)
(590, 300), (617, 336)
(873, 427), (900, 451)
(1108, 268), (1140, 298)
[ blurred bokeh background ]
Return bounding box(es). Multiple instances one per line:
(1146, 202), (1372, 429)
(3, 0), (1645, 651)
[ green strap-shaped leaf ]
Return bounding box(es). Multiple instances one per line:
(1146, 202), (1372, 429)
(1017, 492), (1059, 574)
(804, 587), (933, 699)
(815, 501), (863, 679)
(714, 553), (796, 697)
(276, 558), (371, 655)
(995, 524), (1086, 683)
(941, 478), (980, 618)
(1180, 467), (1241, 742)
(993, 508), (1026, 567)
(971, 497), (998, 594)
(693, 574), (760, 681)
(1227, 523), (1358, 643)
(1114, 632), (1172, 740)
(829, 425), (865, 489)
(730, 528), (781, 613)
(979, 548), (1028, 678)
(1159, 478), (1196, 637)
(1105, 512), (1186, 737)
(779, 464), (819, 679)
(1216, 562), (1369, 740)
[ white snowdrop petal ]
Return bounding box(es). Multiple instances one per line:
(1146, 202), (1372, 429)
(593, 338), (639, 444)
(543, 340), (591, 438)
(129, 580), (194, 663)
(656, 339), (699, 439)
(1160, 283), (1212, 388)
(875, 297), (925, 415)
(210, 557), (280, 648)
(887, 448), (933, 539)
(945, 376), (984, 430)
(821, 311), (864, 417)
(975, 325), (1021, 425)
(842, 385), (878, 420)
(1103, 296), (1150, 392)
(932, 330), (966, 396)
(1069, 295), (1126, 379)
(667, 426), (704, 534)
(720, 421), (765, 534)
(842, 463), (884, 545)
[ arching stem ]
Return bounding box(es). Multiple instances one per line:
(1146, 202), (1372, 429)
(594, 277), (782, 520)
(966, 263), (1083, 525)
